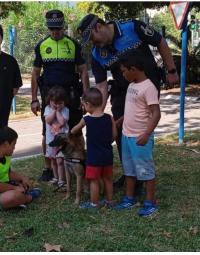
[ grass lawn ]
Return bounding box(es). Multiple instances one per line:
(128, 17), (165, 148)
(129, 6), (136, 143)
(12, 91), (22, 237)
(9, 96), (33, 120)
(0, 131), (200, 252)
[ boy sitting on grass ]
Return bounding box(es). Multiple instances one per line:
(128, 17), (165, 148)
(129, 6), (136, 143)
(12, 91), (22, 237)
(0, 127), (41, 210)
(114, 51), (161, 217)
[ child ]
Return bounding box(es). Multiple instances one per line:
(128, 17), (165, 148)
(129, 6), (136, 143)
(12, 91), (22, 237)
(71, 88), (117, 209)
(0, 127), (41, 210)
(44, 86), (69, 188)
(115, 52), (161, 217)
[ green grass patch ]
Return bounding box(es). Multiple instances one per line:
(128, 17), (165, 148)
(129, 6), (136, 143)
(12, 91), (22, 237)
(0, 131), (200, 251)
(10, 96), (34, 120)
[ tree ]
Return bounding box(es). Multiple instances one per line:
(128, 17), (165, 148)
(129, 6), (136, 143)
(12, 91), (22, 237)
(0, 2), (25, 19)
(95, 2), (169, 20)
(94, 2), (200, 20)
(1, 2), (74, 72)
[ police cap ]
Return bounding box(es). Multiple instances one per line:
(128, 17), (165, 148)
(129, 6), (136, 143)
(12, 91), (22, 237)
(77, 14), (99, 45)
(46, 10), (64, 28)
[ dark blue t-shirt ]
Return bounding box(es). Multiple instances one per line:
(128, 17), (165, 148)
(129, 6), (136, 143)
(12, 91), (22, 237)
(84, 113), (113, 166)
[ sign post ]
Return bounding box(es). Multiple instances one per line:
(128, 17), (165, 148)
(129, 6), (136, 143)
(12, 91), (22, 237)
(9, 26), (16, 114)
(169, 2), (190, 143)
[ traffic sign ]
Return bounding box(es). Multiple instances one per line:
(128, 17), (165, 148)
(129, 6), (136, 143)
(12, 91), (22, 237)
(169, 1), (190, 30)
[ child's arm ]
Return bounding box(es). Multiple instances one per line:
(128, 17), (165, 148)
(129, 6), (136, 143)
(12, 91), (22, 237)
(0, 181), (25, 193)
(9, 171), (32, 191)
(71, 118), (86, 135)
(45, 109), (56, 125)
(115, 115), (124, 129)
(136, 104), (161, 146)
(111, 116), (118, 142)
(56, 110), (65, 127)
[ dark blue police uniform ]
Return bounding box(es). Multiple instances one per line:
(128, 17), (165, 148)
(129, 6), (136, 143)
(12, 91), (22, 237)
(91, 19), (162, 159)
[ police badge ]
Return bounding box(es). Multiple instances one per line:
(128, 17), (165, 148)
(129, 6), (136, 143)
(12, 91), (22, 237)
(140, 25), (154, 37)
(100, 49), (108, 58)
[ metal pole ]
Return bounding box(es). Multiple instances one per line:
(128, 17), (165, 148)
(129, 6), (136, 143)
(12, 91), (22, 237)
(9, 26), (16, 114)
(179, 21), (188, 144)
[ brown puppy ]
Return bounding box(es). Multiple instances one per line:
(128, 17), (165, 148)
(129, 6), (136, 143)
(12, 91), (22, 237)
(49, 133), (85, 204)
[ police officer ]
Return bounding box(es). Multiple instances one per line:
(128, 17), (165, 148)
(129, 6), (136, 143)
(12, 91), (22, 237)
(0, 25), (23, 128)
(31, 10), (89, 181)
(77, 14), (179, 191)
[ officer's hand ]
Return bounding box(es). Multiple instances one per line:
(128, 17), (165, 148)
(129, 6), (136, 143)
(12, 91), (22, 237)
(165, 73), (179, 89)
(31, 101), (40, 116)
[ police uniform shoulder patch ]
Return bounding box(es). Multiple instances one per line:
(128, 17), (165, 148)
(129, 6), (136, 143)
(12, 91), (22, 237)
(140, 25), (154, 37)
(46, 47), (52, 54)
(100, 49), (108, 58)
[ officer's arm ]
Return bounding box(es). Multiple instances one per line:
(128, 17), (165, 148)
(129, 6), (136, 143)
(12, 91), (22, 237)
(157, 38), (179, 85)
(135, 20), (178, 86)
(92, 57), (108, 110)
(31, 67), (41, 101)
(96, 80), (109, 111)
(77, 63), (90, 93)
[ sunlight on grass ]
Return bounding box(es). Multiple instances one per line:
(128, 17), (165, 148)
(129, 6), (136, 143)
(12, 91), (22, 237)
(9, 96), (34, 120)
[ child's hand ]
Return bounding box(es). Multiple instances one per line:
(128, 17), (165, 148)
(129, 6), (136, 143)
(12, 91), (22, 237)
(136, 133), (149, 146)
(51, 123), (61, 135)
(14, 185), (25, 193)
(21, 177), (32, 191)
(56, 103), (64, 112)
(50, 101), (57, 110)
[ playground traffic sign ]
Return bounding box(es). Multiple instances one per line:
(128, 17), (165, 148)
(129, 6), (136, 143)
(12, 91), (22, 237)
(169, 1), (190, 30)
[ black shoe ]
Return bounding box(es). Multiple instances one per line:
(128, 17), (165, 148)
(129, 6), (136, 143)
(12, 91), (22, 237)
(38, 168), (53, 182)
(113, 175), (125, 189)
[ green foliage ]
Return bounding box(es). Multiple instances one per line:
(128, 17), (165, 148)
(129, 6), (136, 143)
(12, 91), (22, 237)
(96, 2), (169, 20)
(0, 2), (26, 19)
(151, 9), (182, 54)
(1, 2), (82, 73)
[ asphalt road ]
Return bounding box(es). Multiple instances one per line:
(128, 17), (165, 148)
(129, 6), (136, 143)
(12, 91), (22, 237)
(9, 84), (200, 159)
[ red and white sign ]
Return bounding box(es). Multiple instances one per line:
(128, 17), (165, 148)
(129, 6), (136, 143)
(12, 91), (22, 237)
(169, 1), (190, 29)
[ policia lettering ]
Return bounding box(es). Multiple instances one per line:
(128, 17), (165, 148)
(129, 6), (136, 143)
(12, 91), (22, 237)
(40, 37), (75, 62)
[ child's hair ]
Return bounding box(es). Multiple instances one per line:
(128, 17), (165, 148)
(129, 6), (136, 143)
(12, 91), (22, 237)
(0, 127), (18, 145)
(119, 50), (146, 71)
(82, 87), (103, 107)
(46, 86), (67, 105)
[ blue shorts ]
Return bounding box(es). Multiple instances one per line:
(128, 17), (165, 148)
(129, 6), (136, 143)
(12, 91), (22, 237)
(122, 134), (156, 181)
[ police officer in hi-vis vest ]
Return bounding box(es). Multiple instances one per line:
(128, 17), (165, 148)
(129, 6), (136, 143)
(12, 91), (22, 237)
(31, 10), (89, 181)
(77, 14), (179, 193)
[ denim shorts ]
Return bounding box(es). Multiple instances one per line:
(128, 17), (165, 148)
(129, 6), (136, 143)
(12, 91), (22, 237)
(122, 134), (155, 180)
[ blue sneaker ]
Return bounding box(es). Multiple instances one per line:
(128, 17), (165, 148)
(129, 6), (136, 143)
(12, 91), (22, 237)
(138, 200), (158, 217)
(79, 201), (98, 209)
(114, 196), (137, 210)
(26, 188), (42, 200)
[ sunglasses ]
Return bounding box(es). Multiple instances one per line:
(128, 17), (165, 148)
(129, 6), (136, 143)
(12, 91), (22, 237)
(48, 27), (63, 31)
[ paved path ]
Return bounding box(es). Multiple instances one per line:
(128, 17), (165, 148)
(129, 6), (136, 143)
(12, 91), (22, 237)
(9, 82), (200, 159)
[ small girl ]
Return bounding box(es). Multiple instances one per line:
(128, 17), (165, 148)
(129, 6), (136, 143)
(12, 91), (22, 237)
(44, 86), (69, 187)
(71, 87), (117, 209)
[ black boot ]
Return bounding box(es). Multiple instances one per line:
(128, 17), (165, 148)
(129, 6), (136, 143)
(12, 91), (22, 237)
(38, 168), (53, 181)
